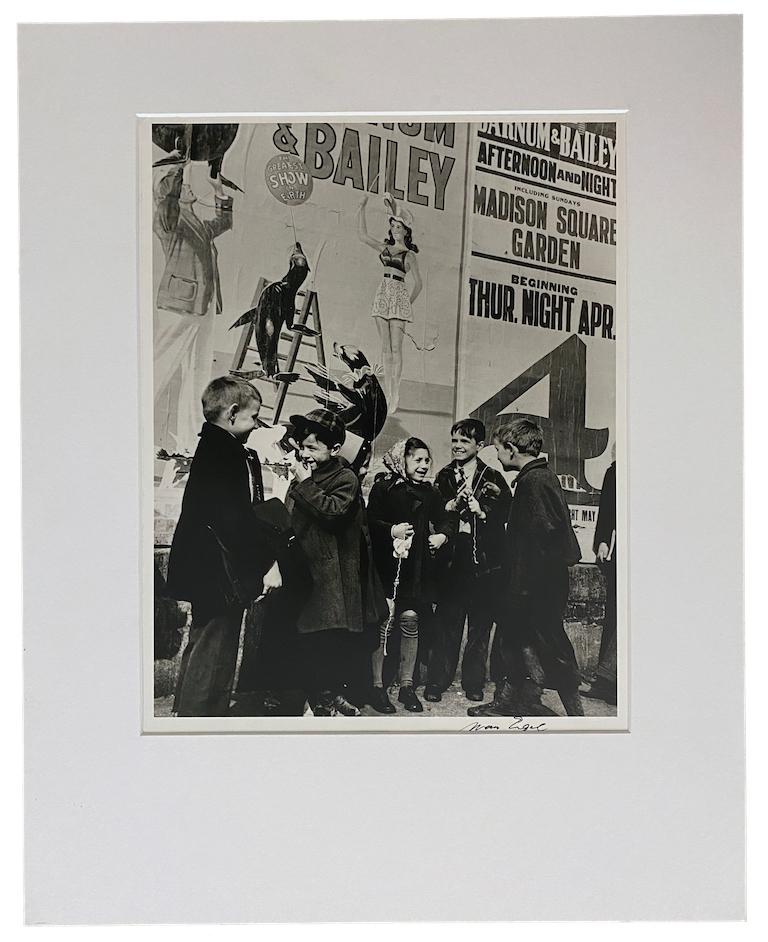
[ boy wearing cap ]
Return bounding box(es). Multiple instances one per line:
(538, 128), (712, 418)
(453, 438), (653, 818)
(286, 409), (365, 717)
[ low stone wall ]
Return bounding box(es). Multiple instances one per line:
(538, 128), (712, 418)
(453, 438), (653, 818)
(155, 641), (187, 699)
(152, 549), (608, 696)
(564, 563), (607, 676)
(154, 548), (187, 698)
(155, 547), (171, 579)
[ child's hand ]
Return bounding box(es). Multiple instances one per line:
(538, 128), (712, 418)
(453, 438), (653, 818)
(481, 481), (501, 498)
(466, 495), (485, 518)
(391, 522), (414, 541)
(292, 458), (312, 482)
(428, 533), (448, 553)
(261, 561), (283, 597)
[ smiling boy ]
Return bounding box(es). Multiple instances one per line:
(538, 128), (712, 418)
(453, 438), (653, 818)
(425, 419), (511, 702)
(285, 409), (365, 717)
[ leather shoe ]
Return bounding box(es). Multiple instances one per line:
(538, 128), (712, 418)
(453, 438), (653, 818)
(398, 685), (424, 713)
(312, 691), (336, 717)
(465, 689), (484, 701)
(468, 679), (558, 718)
(467, 699), (504, 717)
(333, 694), (361, 717)
(424, 685), (442, 702)
(369, 686), (396, 714)
(580, 679), (617, 705)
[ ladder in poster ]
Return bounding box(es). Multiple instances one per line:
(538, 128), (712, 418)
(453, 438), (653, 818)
(230, 278), (326, 425)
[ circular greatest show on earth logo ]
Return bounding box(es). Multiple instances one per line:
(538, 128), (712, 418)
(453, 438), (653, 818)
(264, 153), (313, 206)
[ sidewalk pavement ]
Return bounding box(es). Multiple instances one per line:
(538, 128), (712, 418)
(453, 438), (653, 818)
(154, 681), (617, 718)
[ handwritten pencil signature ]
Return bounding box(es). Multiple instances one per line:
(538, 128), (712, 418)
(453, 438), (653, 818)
(460, 719), (547, 732)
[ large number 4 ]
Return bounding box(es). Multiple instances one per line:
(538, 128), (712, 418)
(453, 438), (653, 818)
(470, 334), (609, 488)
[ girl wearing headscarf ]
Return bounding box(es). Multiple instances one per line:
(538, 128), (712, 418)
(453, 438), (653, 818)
(365, 437), (454, 713)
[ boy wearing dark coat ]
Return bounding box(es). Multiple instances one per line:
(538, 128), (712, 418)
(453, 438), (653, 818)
(425, 419), (511, 702)
(167, 376), (284, 716)
(285, 409), (365, 717)
(469, 418), (584, 718)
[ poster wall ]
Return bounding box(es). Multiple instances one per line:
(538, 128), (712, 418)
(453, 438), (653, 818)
(456, 120), (619, 560)
(153, 121), (468, 519)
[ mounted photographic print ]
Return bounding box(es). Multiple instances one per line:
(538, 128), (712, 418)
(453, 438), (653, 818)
(140, 113), (627, 733)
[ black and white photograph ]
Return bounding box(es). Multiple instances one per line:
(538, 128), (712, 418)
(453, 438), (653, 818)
(143, 114), (626, 731)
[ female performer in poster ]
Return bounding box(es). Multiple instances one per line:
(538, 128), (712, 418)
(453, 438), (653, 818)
(357, 193), (422, 414)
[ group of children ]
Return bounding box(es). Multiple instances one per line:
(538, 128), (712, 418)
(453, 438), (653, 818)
(166, 374), (589, 719)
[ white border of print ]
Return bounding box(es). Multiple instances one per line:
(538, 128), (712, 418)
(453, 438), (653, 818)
(139, 111), (629, 735)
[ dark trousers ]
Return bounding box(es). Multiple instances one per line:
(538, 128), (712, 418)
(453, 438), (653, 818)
(497, 568), (581, 694)
(300, 629), (357, 703)
(596, 559), (617, 685)
(173, 604), (244, 716)
(427, 542), (504, 692)
(236, 594), (301, 694)
(347, 629), (376, 705)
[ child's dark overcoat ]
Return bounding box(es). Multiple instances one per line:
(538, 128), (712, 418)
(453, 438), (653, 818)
(285, 457), (365, 635)
(504, 457), (582, 598)
(167, 421), (280, 611)
(434, 457), (511, 580)
(366, 475), (455, 605)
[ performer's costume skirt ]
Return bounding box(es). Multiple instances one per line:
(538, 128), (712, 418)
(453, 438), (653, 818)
(371, 275), (412, 323)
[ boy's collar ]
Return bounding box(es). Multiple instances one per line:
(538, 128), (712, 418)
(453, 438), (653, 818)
(514, 456), (548, 480)
(202, 420), (236, 438)
(443, 455), (486, 475)
(201, 421), (247, 449)
(310, 455), (341, 481)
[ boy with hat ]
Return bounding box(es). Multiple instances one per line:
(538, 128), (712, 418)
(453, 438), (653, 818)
(285, 409), (365, 717)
